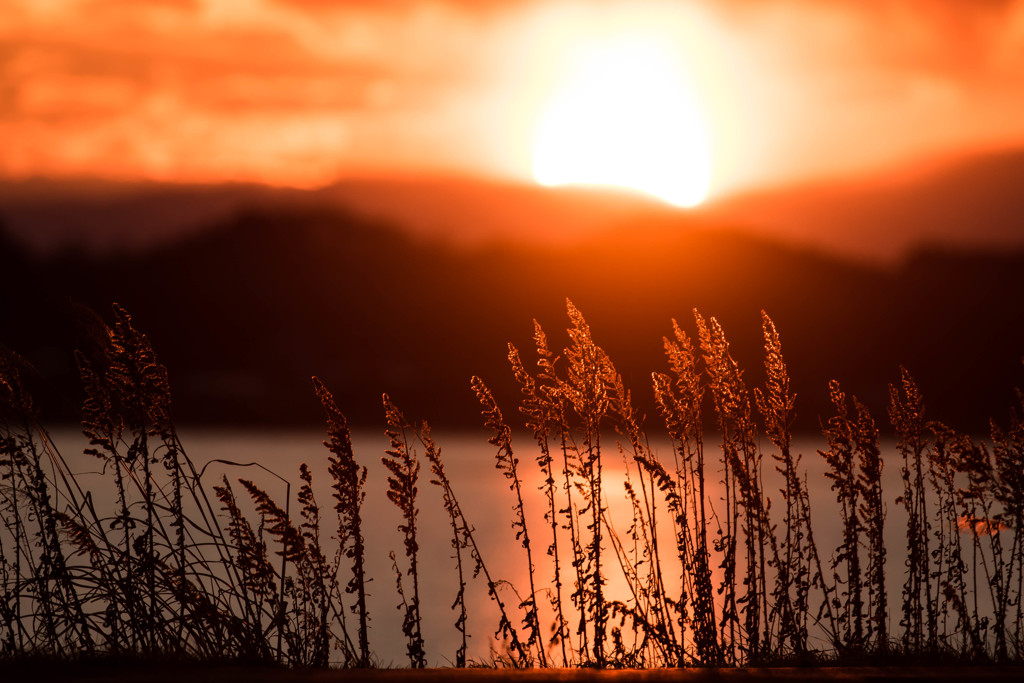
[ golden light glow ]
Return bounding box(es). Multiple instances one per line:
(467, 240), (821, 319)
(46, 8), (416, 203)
(3, 2), (1024, 194)
(532, 37), (712, 208)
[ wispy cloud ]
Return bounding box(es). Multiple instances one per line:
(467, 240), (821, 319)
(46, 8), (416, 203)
(2, 0), (1023, 190)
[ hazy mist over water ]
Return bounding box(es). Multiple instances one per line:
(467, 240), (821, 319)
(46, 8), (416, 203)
(43, 427), (952, 666)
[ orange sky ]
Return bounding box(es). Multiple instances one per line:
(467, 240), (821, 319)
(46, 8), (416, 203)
(3, 0), (1024, 199)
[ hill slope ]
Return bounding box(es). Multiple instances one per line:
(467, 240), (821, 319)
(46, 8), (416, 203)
(3, 146), (1024, 263)
(2, 206), (1022, 432)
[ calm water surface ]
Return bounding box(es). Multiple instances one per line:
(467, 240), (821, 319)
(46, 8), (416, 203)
(47, 428), (926, 665)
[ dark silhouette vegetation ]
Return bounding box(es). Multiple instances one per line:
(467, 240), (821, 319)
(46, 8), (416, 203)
(3, 301), (1024, 668)
(2, 210), (1024, 434)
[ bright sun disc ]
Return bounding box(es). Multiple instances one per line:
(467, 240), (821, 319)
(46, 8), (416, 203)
(532, 39), (711, 208)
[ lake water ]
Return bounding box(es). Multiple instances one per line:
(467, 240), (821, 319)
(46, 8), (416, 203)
(39, 427), (980, 666)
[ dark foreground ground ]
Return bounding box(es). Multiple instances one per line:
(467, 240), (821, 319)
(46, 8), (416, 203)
(6, 665), (1024, 683)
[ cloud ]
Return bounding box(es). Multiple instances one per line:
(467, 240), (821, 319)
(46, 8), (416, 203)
(716, 0), (1024, 73)
(0, 0), (511, 182)
(1, 0), (1023, 189)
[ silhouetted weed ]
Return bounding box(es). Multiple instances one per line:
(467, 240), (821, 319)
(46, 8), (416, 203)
(2, 301), (1024, 668)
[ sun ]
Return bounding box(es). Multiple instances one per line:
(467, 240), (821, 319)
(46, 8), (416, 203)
(532, 38), (712, 208)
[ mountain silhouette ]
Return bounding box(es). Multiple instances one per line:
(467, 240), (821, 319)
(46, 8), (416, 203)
(700, 147), (1024, 262)
(4, 145), (1024, 262)
(1, 200), (1022, 433)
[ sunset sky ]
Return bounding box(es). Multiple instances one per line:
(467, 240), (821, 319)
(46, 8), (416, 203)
(3, 0), (1024, 202)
